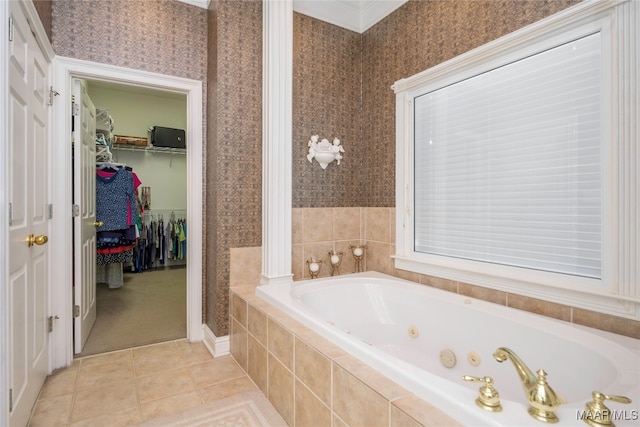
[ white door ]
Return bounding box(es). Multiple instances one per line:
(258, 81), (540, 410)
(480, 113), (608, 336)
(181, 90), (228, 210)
(7, 1), (51, 425)
(72, 79), (97, 354)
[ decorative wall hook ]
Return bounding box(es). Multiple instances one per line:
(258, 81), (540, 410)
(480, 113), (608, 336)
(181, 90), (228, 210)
(307, 135), (344, 169)
(306, 257), (323, 279)
(328, 250), (345, 276)
(349, 244), (367, 273)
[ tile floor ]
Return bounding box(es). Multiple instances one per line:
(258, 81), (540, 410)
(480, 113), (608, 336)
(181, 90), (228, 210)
(28, 339), (263, 426)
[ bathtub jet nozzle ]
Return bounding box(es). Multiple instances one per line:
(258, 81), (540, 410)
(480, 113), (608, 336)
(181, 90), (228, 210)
(493, 347), (561, 423)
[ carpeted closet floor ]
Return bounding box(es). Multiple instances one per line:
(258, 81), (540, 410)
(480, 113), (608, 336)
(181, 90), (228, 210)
(77, 267), (187, 357)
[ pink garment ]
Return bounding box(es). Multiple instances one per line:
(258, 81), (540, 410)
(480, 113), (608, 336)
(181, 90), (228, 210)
(96, 170), (142, 225)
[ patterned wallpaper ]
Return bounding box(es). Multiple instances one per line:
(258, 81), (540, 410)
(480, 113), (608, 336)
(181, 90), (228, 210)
(361, 0), (581, 206)
(292, 13), (363, 207)
(51, 0), (207, 82)
(33, 0), (52, 42)
(206, 0), (263, 336)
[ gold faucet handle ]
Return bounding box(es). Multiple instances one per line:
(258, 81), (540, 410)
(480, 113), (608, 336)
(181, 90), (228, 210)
(583, 391), (632, 427)
(462, 375), (503, 412)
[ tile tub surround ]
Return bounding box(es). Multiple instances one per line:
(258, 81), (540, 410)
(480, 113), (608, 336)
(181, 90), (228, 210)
(230, 286), (460, 427)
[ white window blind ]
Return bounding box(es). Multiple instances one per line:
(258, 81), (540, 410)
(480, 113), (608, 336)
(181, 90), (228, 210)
(414, 32), (602, 279)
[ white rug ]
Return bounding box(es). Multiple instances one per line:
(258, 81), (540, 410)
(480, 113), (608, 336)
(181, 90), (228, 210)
(137, 390), (288, 427)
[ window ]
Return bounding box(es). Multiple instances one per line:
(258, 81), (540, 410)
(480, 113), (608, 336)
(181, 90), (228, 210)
(414, 33), (602, 280)
(393, 0), (639, 319)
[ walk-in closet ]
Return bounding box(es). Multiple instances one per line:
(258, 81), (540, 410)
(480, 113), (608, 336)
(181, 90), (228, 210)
(76, 80), (188, 357)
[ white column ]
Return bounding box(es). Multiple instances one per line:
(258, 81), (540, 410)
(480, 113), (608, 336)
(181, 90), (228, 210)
(261, 0), (293, 285)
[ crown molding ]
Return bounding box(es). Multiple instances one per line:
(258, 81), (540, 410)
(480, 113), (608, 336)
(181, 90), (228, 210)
(293, 0), (408, 33)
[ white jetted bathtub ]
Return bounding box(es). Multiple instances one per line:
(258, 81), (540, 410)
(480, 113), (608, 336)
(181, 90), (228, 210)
(256, 272), (640, 426)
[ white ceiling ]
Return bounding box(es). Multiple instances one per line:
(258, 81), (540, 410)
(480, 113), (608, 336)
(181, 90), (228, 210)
(178, 0), (407, 33)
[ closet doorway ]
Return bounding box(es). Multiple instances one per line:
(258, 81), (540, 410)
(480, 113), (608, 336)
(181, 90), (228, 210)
(77, 80), (189, 357)
(50, 57), (203, 369)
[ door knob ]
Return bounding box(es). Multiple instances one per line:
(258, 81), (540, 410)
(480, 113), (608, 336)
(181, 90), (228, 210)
(27, 234), (48, 247)
(94, 221), (104, 227)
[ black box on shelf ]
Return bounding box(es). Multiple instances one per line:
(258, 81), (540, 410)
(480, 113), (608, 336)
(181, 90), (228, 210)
(151, 126), (186, 149)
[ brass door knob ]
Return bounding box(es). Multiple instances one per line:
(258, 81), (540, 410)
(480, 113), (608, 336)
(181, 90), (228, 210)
(94, 221), (104, 227)
(27, 234), (48, 247)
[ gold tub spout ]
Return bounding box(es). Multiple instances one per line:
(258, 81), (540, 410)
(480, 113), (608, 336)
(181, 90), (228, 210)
(493, 347), (561, 423)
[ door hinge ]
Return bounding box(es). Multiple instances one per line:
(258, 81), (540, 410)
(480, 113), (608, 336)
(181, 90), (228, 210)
(48, 86), (60, 106)
(8, 17), (13, 42)
(72, 204), (80, 217)
(48, 204), (53, 219)
(8, 202), (12, 226)
(74, 305), (80, 317)
(9, 388), (12, 412)
(72, 102), (80, 116)
(47, 315), (59, 333)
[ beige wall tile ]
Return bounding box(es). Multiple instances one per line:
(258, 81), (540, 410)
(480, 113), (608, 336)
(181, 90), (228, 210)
(390, 405), (423, 427)
(458, 282), (507, 306)
(232, 293), (248, 327)
(293, 208), (304, 244)
(365, 207), (391, 243)
(392, 395), (462, 427)
(332, 363), (389, 427)
(230, 318), (248, 371)
(230, 246), (262, 287)
(295, 380), (332, 427)
(365, 241), (392, 275)
(292, 243), (304, 280)
(572, 308), (640, 339)
(507, 294), (571, 322)
(295, 338), (332, 406)
(334, 354), (408, 401)
(268, 354), (294, 426)
(334, 207), (361, 241)
(248, 305), (268, 345)
(248, 335), (268, 395)
(268, 318), (294, 370)
(303, 208), (334, 243)
(420, 274), (458, 293)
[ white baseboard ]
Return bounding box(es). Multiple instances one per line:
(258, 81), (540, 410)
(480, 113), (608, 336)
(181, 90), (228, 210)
(202, 324), (230, 357)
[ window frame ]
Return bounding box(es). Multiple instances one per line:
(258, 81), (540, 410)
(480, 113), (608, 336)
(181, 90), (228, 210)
(393, 0), (639, 320)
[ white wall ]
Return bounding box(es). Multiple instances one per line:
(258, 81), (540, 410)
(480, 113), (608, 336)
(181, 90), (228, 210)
(89, 83), (187, 212)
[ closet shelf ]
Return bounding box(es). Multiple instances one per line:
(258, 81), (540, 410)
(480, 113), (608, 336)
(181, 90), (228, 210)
(111, 145), (186, 155)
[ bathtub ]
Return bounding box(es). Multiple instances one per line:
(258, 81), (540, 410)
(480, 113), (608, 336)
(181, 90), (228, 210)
(256, 272), (640, 426)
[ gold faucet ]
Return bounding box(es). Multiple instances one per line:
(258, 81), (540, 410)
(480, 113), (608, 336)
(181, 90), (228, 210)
(493, 347), (561, 423)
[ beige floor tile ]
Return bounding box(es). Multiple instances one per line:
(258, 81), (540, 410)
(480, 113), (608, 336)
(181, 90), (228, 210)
(133, 350), (187, 377)
(140, 390), (204, 421)
(188, 356), (245, 387)
(69, 406), (141, 427)
(76, 359), (135, 390)
(38, 367), (78, 399)
(176, 340), (215, 365)
(71, 379), (138, 422)
(78, 349), (132, 368)
(137, 367), (196, 402)
(132, 341), (181, 361)
(28, 394), (73, 427)
(199, 376), (258, 402)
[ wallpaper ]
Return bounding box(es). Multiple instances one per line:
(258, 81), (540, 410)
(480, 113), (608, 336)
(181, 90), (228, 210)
(206, 0), (263, 336)
(33, 0), (52, 42)
(361, 0), (582, 206)
(292, 13), (363, 207)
